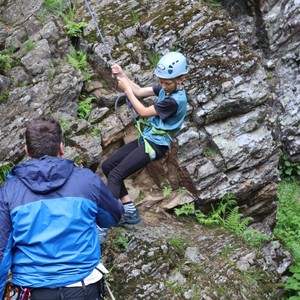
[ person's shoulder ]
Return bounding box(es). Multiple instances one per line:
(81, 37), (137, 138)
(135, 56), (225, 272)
(72, 166), (103, 182)
(153, 84), (161, 95)
(73, 165), (94, 176)
(172, 89), (187, 101)
(160, 96), (178, 106)
(0, 175), (22, 195)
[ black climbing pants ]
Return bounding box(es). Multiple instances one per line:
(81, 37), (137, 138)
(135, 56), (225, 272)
(29, 279), (105, 300)
(102, 139), (168, 199)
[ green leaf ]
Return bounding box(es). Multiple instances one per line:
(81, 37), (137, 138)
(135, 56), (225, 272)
(174, 203), (195, 216)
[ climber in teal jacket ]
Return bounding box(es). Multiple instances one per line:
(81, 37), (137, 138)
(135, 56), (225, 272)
(0, 116), (124, 300)
(102, 51), (189, 226)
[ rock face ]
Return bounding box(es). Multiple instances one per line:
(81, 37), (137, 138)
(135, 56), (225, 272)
(102, 212), (287, 300)
(221, 0), (300, 161)
(0, 0), (299, 297)
(0, 0), (299, 227)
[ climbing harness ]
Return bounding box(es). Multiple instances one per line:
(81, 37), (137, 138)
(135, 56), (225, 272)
(114, 94), (176, 160)
(114, 94), (169, 160)
(19, 288), (30, 300)
(135, 118), (170, 161)
(83, 0), (114, 63)
(136, 121), (156, 160)
(3, 283), (30, 300)
(3, 281), (108, 300)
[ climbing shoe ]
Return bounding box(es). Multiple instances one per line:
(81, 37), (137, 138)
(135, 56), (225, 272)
(117, 210), (142, 226)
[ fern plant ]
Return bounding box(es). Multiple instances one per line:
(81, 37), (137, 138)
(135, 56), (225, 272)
(24, 39), (35, 53)
(174, 194), (269, 247)
(163, 185), (173, 197)
(130, 9), (139, 23)
(194, 193), (237, 227)
(285, 262), (300, 299)
(112, 231), (129, 252)
(67, 51), (87, 70)
(195, 209), (223, 226)
(274, 178), (300, 299)
(147, 51), (161, 68)
(77, 96), (94, 120)
(45, 0), (66, 14)
(45, 0), (86, 38)
(65, 20), (87, 37)
(0, 162), (13, 186)
(0, 53), (11, 73)
(67, 51), (90, 82)
(224, 207), (253, 234)
(175, 194), (238, 227)
(61, 9), (87, 38)
(174, 203), (195, 216)
(59, 118), (72, 135)
(0, 90), (9, 105)
(160, 182), (173, 198)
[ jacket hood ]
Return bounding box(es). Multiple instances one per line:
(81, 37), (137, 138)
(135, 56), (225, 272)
(12, 155), (74, 194)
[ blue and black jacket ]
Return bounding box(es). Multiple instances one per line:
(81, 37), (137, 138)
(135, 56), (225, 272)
(0, 155), (124, 296)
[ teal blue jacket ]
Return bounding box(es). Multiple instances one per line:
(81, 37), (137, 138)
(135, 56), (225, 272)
(143, 88), (187, 147)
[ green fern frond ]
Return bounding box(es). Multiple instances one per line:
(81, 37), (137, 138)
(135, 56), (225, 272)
(67, 51), (87, 69)
(174, 203), (195, 216)
(67, 51), (90, 81)
(64, 20), (87, 37)
(220, 194), (237, 213)
(195, 210), (223, 226)
(0, 53), (11, 70)
(77, 99), (92, 119)
(224, 207), (253, 234)
(163, 185), (173, 198)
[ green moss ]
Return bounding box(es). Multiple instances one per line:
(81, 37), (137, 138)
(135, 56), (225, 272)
(103, 221), (279, 299)
(83, 0), (203, 64)
(0, 90), (9, 105)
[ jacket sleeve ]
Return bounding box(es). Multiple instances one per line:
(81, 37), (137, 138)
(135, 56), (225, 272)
(95, 177), (124, 228)
(0, 188), (13, 297)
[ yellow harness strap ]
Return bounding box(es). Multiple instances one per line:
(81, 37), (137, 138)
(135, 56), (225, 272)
(135, 118), (168, 160)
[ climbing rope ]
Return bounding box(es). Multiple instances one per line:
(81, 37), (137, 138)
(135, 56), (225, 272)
(83, 0), (138, 121)
(83, 0), (135, 122)
(114, 93), (139, 122)
(83, 0), (114, 63)
(106, 283), (116, 300)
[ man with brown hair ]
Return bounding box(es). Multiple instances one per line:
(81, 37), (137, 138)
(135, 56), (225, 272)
(0, 116), (124, 300)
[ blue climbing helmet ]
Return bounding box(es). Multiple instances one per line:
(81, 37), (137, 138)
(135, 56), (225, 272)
(155, 52), (189, 79)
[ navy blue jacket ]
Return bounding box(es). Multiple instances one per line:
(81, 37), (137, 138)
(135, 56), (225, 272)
(0, 156), (124, 295)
